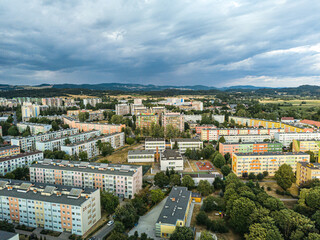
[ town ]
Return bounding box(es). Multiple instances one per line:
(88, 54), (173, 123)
(0, 92), (320, 240)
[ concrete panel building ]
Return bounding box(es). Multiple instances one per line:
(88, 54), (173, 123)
(170, 139), (203, 154)
(0, 146), (20, 158)
(127, 150), (154, 163)
(136, 113), (159, 129)
(160, 149), (184, 171)
(293, 140), (320, 160)
(219, 142), (283, 156)
(145, 138), (166, 152)
(162, 113), (184, 132)
(222, 134), (272, 143)
(17, 123), (52, 135)
(274, 132), (320, 147)
(296, 162), (320, 185)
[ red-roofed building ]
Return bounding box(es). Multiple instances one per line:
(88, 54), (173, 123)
(300, 119), (320, 128)
(281, 117), (295, 123)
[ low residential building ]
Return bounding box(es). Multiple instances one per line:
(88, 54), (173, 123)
(145, 138), (166, 152)
(136, 113), (159, 129)
(223, 134), (272, 143)
(219, 142), (283, 156)
(30, 159), (142, 199)
(196, 125), (216, 134)
(212, 115), (225, 124)
(115, 104), (130, 115)
(0, 230), (19, 240)
(151, 106), (166, 116)
(274, 132), (320, 147)
(160, 149), (184, 171)
(281, 117), (295, 124)
(61, 132), (124, 159)
(127, 150), (154, 163)
(0, 180), (101, 235)
(155, 187), (192, 238)
(17, 123), (52, 135)
(63, 117), (125, 135)
(293, 140), (320, 160)
(11, 128), (79, 152)
(67, 110), (104, 121)
(0, 151), (43, 176)
(170, 139), (203, 154)
(181, 173), (223, 186)
(0, 146), (20, 158)
(35, 130), (100, 151)
(184, 115), (202, 122)
(201, 128), (283, 141)
(296, 162), (320, 185)
(300, 119), (320, 128)
(232, 152), (310, 177)
(162, 113), (184, 132)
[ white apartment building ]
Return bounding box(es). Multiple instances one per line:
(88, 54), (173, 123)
(61, 132), (124, 159)
(83, 98), (102, 107)
(11, 128), (79, 152)
(145, 138), (166, 152)
(184, 115), (202, 122)
(0, 151), (43, 176)
(115, 104), (130, 115)
(213, 115), (225, 124)
(170, 139), (203, 154)
(17, 123), (52, 135)
(223, 134), (272, 143)
(35, 130), (100, 151)
(0, 180), (101, 235)
(160, 149), (184, 171)
(21, 103), (40, 120)
(274, 132), (320, 147)
(30, 159), (143, 199)
(127, 150), (155, 163)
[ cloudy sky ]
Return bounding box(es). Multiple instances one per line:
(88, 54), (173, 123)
(1, 0), (320, 87)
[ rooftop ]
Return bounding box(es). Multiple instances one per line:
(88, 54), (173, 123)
(171, 138), (202, 143)
(0, 145), (19, 151)
(233, 151), (309, 157)
(18, 122), (52, 127)
(220, 141), (282, 145)
(162, 149), (182, 160)
(37, 130), (100, 143)
(62, 132), (123, 147)
(0, 151), (42, 163)
(156, 187), (191, 225)
(128, 150), (155, 155)
(0, 230), (18, 240)
(299, 162), (320, 170)
(145, 137), (165, 142)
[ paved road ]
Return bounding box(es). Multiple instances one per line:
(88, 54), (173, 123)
(92, 224), (115, 240)
(186, 200), (202, 227)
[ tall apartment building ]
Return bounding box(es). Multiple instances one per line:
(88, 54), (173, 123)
(155, 187), (191, 238)
(232, 152), (310, 177)
(17, 123), (52, 135)
(83, 98), (102, 107)
(160, 149), (184, 171)
(67, 110), (104, 121)
(296, 162), (320, 185)
(0, 151), (43, 176)
(35, 130), (100, 151)
(162, 113), (184, 132)
(61, 132), (125, 159)
(219, 142), (283, 156)
(63, 117), (125, 135)
(0, 180), (101, 235)
(145, 138), (166, 152)
(151, 106), (166, 117)
(0, 146), (20, 158)
(21, 103), (40, 120)
(30, 159), (142, 199)
(41, 98), (63, 108)
(170, 139), (203, 154)
(229, 116), (313, 133)
(293, 140), (320, 160)
(131, 105), (148, 115)
(223, 134), (272, 143)
(115, 104), (130, 115)
(201, 128), (283, 141)
(136, 113), (159, 129)
(274, 132), (320, 147)
(11, 128), (79, 152)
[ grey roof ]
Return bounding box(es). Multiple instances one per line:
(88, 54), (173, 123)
(156, 187), (191, 225)
(145, 138), (165, 142)
(298, 162), (320, 169)
(234, 151), (309, 157)
(171, 138), (202, 143)
(0, 230), (18, 240)
(64, 133), (123, 147)
(0, 145), (19, 151)
(162, 149), (182, 160)
(181, 173), (222, 178)
(223, 134), (271, 137)
(0, 151), (42, 163)
(38, 130), (99, 143)
(220, 141), (282, 145)
(128, 150), (155, 155)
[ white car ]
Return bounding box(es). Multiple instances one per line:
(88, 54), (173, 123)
(107, 220), (114, 226)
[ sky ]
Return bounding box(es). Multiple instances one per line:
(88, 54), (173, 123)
(1, 0), (320, 88)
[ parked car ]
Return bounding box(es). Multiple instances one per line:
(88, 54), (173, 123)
(107, 220), (114, 226)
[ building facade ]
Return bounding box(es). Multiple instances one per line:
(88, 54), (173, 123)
(162, 113), (184, 132)
(145, 138), (166, 152)
(17, 123), (52, 135)
(223, 134), (272, 143)
(115, 104), (130, 115)
(21, 103), (40, 120)
(170, 139), (203, 154)
(293, 140), (320, 160)
(219, 142), (283, 156)
(160, 149), (184, 171)
(296, 162), (320, 185)
(30, 159), (142, 199)
(127, 150), (155, 163)
(0, 146), (20, 158)
(274, 132), (320, 147)
(136, 113), (159, 129)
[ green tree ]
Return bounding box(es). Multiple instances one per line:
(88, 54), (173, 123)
(170, 174), (181, 186)
(221, 165), (231, 176)
(8, 125), (19, 136)
(257, 173), (264, 181)
(113, 221), (125, 233)
(101, 191), (119, 214)
(79, 151), (88, 161)
(203, 196), (225, 212)
(169, 226), (194, 240)
(181, 175), (195, 189)
(275, 164), (295, 190)
(196, 211), (209, 225)
(150, 189), (165, 204)
(154, 172), (170, 188)
(64, 138), (71, 145)
(0, 220), (15, 232)
(198, 180), (213, 196)
(306, 151), (316, 163)
(126, 137), (135, 145)
(305, 187), (320, 210)
(100, 142), (114, 157)
(108, 232), (128, 240)
(79, 112), (89, 122)
(200, 231), (214, 240)
(114, 203), (139, 229)
(311, 210), (320, 229)
(165, 125), (180, 139)
(249, 173), (256, 180)
(213, 153), (226, 168)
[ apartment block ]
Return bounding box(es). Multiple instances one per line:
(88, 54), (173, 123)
(232, 152), (310, 177)
(219, 142), (283, 156)
(0, 180), (101, 235)
(229, 116), (313, 133)
(300, 119), (320, 128)
(21, 103), (40, 120)
(184, 115), (202, 122)
(115, 104), (130, 115)
(160, 149), (184, 171)
(200, 128), (283, 141)
(63, 117), (125, 135)
(67, 110), (104, 121)
(212, 115), (225, 124)
(41, 98), (63, 108)
(223, 134), (272, 143)
(30, 159), (142, 199)
(196, 125), (216, 134)
(170, 139), (203, 154)
(0, 146), (20, 158)
(293, 140), (320, 160)
(162, 113), (184, 132)
(0, 151), (43, 176)
(61, 132), (124, 159)
(145, 138), (166, 152)
(11, 128), (79, 152)
(136, 113), (159, 129)
(155, 187), (191, 238)
(17, 123), (52, 135)
(127, 150), (155, 163)
(296, 162), (320, 185)
(274, 132), (320, 147)
(83, 98), (102, 107)
(151, 106), (166, 116)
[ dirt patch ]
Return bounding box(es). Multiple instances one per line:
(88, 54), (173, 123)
(259, 181), (298, 199)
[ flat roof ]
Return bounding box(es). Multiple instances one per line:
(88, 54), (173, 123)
(128, 150), (155, 155)
(145, 138), (165, 141)
(63, 133), (123, 147)
(171, 138), (202, 143)
(299, 162), (320, 169)
(233, 151), (309, 157)
(162, 149), (182, 160)
(0, 151), (42, 163)
(220, 141), (282, 145)
(38, 130), (99, 143)
(0, 230), (18, 240)
(0, 145), (19, 151)
(156, 187), (191, 225)
(181, 173), (222, 178)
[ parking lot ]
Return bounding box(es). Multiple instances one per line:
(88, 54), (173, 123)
(128, 197), (168, 240)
